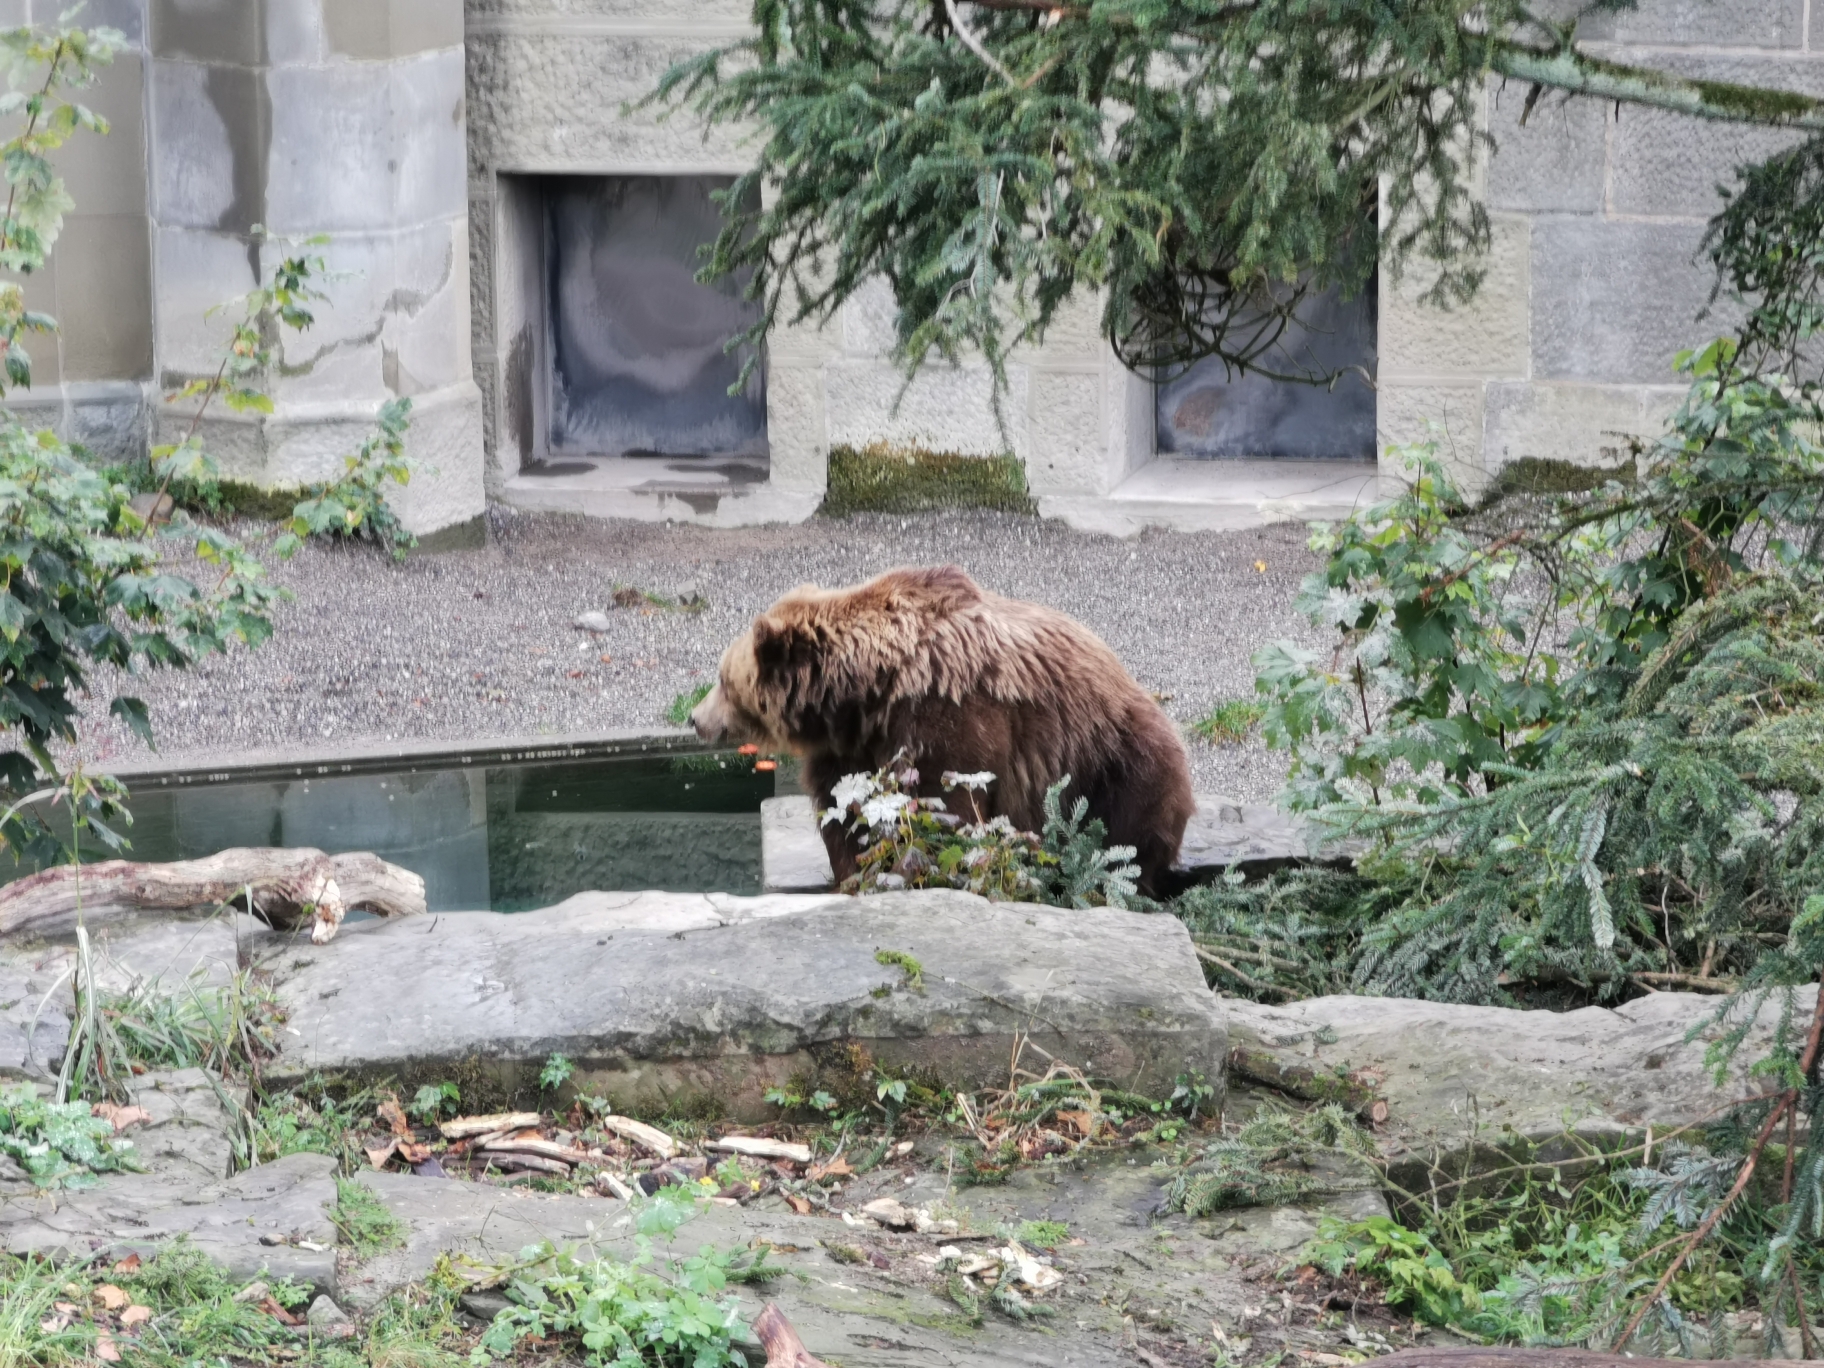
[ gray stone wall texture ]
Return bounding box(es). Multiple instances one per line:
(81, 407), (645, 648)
(1379, 4), (1813, 489)
(2, 0), (1803, 520)
(3, 0), (484, 535)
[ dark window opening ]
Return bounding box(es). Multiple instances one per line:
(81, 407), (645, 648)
(540, 174), (767, 460)
(1154, 279), (1377, 459)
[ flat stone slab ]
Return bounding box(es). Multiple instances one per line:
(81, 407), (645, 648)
(0, 1068), (338, 1293)
(762, 795), (836, 892)
(1176, 796), (1336, 875)
(344, 1148), (1386, 1365)
(266, 890), (1227, 1116)
(1225, 988), (1816, 1181)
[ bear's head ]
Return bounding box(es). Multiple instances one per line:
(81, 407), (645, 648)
(690, 566), (982, 749)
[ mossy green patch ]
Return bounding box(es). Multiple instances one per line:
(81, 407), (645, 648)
(821, 443), (1035, 517)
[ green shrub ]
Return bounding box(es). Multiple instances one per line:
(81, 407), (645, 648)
(822, 759), (1140, 907)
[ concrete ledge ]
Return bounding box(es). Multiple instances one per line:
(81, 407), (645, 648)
(1041, 457), (1377, 536)
(761, 795), (835, 892)
(501, 456), (823, 527)
(264, 890), (1228, 1116)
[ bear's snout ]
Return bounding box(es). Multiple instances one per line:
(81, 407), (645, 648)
(689, 684), (732, 741)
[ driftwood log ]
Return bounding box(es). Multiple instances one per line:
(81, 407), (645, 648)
(1378, 1351), (1792, 1368)
(754, 1306), (831, 1368)
(0, 847), (426, 945)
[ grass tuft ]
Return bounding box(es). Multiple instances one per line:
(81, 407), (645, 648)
(666, 683), (712, 727)
(821, 443), (1035, 517)
(333, 1176), (406, 1259)
(1189, 699), (1266, 745)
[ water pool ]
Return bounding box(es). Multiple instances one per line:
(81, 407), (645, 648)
(15, 740), (787, 911)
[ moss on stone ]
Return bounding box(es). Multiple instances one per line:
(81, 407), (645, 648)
(1487, 456), (1635, 503)
(821, 443), (1035, 517)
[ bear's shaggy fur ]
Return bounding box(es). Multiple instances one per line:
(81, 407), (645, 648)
(690, 565), (1195, 893)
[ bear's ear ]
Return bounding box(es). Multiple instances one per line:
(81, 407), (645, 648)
(751, 613), (804, 672)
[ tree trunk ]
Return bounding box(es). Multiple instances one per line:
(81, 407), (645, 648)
(754, 1305), (831, 1368)
(0, 847), (426, 945)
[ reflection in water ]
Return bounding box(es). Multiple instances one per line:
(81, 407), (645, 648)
(10, 754), (776, 911)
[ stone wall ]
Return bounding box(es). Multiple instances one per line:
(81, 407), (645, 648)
(2, 0), (486, 537)
(1378, 4), (1810, 489)
(462, 0), (1152, 516)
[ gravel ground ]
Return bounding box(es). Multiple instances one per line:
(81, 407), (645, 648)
(72, 506), (1328, 803)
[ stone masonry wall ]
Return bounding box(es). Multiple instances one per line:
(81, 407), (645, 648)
(462, 0), (1151, 506)
(1, 0), (487, 536)
(1378, 2), (1811, 489)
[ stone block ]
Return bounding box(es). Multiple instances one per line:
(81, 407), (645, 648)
(387, 379), (488, 534)
(325, 0), (463, 59)
(389, 49), (469, 224)
(1024, 365), (1108, 496)
(53, 215), (155, 382)
(55, 55), (146, 218)
(1380, 212), (1528, 381)
(1530, 217), (1724, 385)
(1607, 53), (1822, 220)
(1578, 0), (1803, 47)
(464, 33), (753, 177)
(152, 226), (259, 377)
(824, 356), (1027, 458)
(1482, 381), (1682, 471)
(1225, 986), (1820, 1186)
(1485, 75), (1605, 215)
(761, 795), (835, 893)
(265, 891), (1229, 1115)
(1375, 382), (1485, 472)
(264, 63), (400, 234)
(761, 361), (829, 494)
(263, 0), (325, 66)
(149, 59), (268, 232)
(149, 0), (264, 65)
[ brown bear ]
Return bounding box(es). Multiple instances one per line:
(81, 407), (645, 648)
(689, 565), (1195, 894)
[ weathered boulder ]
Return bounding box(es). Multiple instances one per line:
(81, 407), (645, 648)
(1224, 988), (1813, 1184)
(265, 890), (1228, 1117)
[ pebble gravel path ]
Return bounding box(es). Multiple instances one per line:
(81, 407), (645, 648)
(73, 506), (1329, 803)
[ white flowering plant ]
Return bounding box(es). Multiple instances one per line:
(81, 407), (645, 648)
(820, 757), (1141, 909)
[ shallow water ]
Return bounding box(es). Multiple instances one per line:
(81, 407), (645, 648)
(16, 752), (780, 910)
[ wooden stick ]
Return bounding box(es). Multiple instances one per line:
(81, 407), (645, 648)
(0, 847), (426, 945)
(754, 1304), (831, 1368)
(1377, 1351), (1793, 1368)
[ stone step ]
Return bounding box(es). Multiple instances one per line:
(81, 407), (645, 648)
(262, 889), (1228, 1117)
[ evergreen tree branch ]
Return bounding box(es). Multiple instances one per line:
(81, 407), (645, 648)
(1488, 41), (1824, 131)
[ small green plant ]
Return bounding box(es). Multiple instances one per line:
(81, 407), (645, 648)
(1163, 1104), (1378, 1216)
(763, 1086), (839, 1115)
(874, 948), (925, 992)
(539, 1052), (576, 1092)
(1014, 1220), (1070, 1249)
(1305, 1216), (1478, 1326)
(666, 683), (712, 727)
(824, 761), (1140, 908)
(333, 1175), (406, 1258)
(410, 1081), (461, 1122)
(275, 396), (418, 560)
(0, 1083), (139, 1188)
(245, 1081), (381, 1170)
(1189, 699), (1266, 745)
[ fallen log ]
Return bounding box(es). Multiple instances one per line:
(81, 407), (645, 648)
(0, 847), (426, 945)
(1377, 1351), (1791, 1368)
(754, 1304), (831, 1368)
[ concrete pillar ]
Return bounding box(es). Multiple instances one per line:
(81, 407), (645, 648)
(146, 0), (484, 536)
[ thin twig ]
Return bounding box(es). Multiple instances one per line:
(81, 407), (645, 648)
(943, 0), (1017, 86)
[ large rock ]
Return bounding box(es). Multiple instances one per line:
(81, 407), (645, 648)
(265, 890), (1227, 1116)
(0, 1068), (338, 1293)
(1224, 988), (1815, 1183)
(342, 1149), (1385, 1365)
